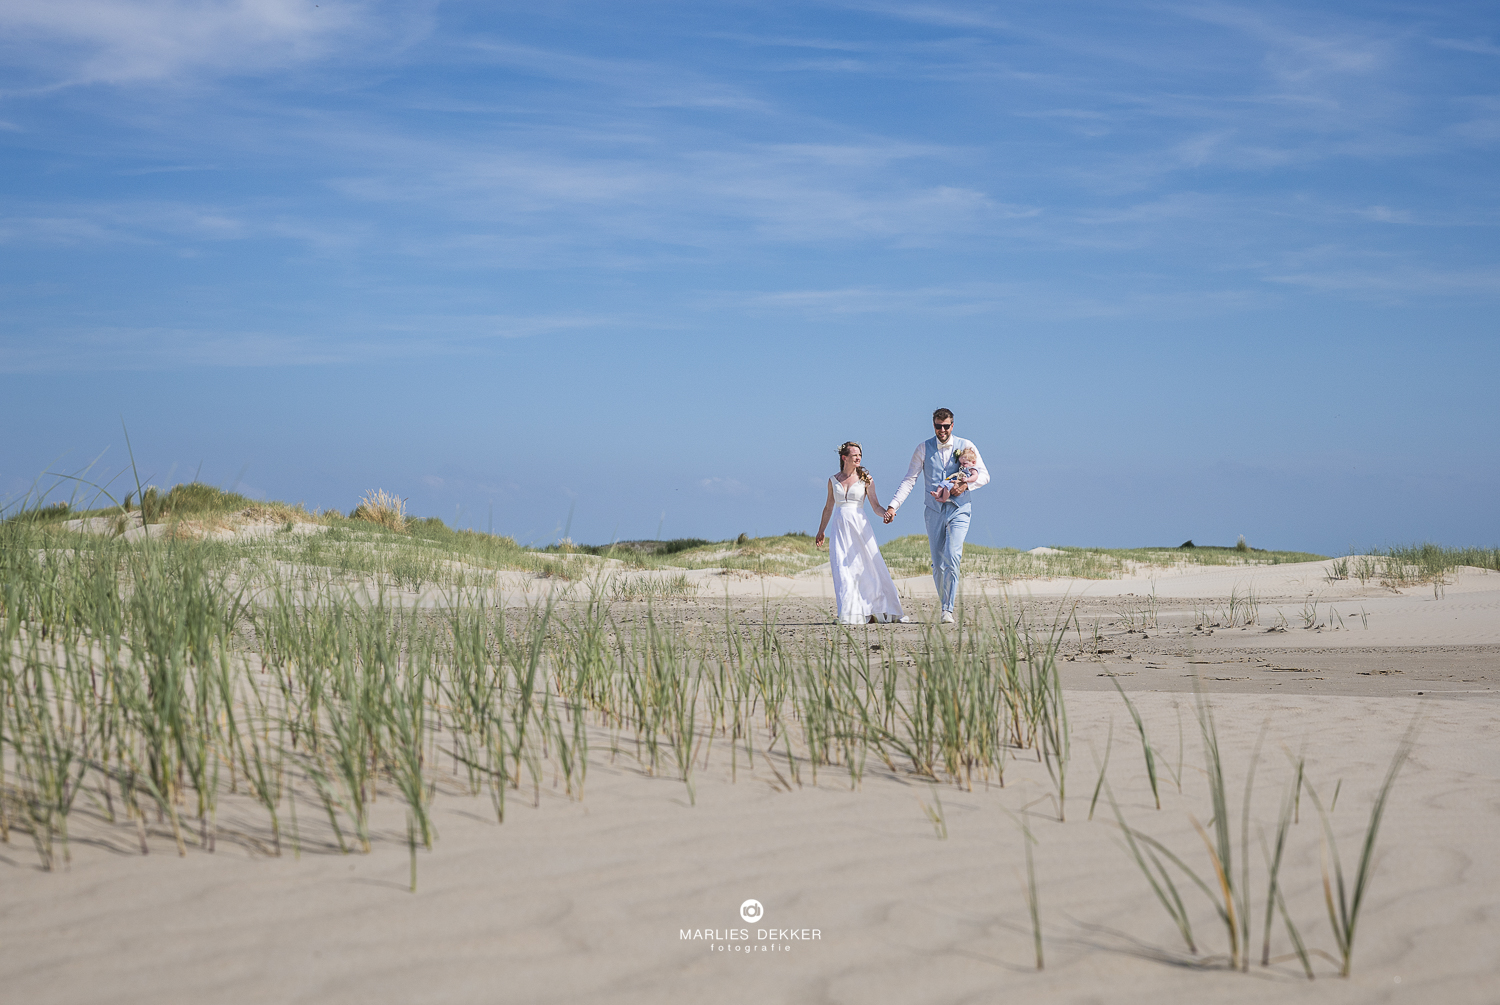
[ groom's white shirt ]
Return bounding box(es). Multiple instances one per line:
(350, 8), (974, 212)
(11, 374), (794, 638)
(889, 437), (989, 511)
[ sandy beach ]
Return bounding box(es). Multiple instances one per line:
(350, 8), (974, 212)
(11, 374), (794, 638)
(2, 559), (1497, 1004)
(9, 1), (1497, 1001)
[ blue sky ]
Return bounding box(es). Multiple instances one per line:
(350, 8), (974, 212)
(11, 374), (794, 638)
(2, 1), (1497, 554)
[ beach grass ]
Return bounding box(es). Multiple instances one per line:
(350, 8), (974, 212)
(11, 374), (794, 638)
(1110, 691), (1258, 969)
(1, 515), (1092, 873)
(1360, 543), (1500, 585)
(1104, 686), (1414, 978)
(1308, 721), (1418, 977)
(0, 480), (1429, 976)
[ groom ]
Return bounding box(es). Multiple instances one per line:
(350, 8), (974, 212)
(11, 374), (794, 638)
(883, 408), (989, 624)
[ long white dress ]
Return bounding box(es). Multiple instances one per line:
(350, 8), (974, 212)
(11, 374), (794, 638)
(827, 477), (905, 625)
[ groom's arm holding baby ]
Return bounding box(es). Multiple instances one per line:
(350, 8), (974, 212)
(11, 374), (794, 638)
(883, 444), (927, 523)
(948, 442), (990, 498)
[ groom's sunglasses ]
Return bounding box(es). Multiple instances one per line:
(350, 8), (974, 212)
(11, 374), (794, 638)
(934, 422), (952, 430)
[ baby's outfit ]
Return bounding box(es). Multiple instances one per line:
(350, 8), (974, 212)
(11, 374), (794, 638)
(931, 466), (978, 502)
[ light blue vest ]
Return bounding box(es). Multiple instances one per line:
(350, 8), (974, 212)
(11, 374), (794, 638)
(922, 436), (972, 514)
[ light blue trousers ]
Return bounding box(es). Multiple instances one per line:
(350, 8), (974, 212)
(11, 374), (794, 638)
(924, 505), (971, 612)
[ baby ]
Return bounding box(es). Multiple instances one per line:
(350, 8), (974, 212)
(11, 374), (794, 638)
(931, 447), (979, 502)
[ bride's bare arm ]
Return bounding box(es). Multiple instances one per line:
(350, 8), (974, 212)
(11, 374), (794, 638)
(815, 480), (835, 546)
(865, 480), (885, 515)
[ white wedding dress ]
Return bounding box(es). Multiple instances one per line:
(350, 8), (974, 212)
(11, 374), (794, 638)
(827, 477), (905, 625)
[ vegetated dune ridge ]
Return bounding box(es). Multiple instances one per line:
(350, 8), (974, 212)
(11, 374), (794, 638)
(2, 538), (1497, 1004)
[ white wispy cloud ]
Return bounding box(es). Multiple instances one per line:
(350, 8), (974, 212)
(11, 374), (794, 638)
(737, 279), (1273, 321)
(1174, 3), (1391, 79)
(465, 40), (772, 112)
(0, 203), (275, 247)
(1448, 96), (1500, 145)
(1266, 266), (1500, 294)
(0, 328), (354, 372)
(699, 477), (749, 495)
(834, 1), (1015, 35)
(0, 0), (1495, 383)
(1429, 37), (1500, 57)
(476, 314), (620, 339)
(0, 0), (376, 86)
(0, 310), (624, 372)
(316, 126), (1024, 251)
(1355, 205), (1414, 224)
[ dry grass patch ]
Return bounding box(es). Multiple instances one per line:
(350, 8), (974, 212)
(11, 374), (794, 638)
(351, 490), (407, 533)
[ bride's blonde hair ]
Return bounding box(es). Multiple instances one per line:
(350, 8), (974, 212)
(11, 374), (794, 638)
(838, 441), (872, 483)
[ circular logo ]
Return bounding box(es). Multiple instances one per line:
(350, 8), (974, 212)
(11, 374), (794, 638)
(739, 899), (764, 924)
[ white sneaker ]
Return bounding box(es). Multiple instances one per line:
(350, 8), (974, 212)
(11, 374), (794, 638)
(897, 615), (913, 624)
(939, 610), (955, 624)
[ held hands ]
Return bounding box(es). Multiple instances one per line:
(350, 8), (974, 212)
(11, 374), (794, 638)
(882, 506), (895, 524)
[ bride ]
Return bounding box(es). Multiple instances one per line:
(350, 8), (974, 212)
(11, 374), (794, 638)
(815, 441), (907, 625)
